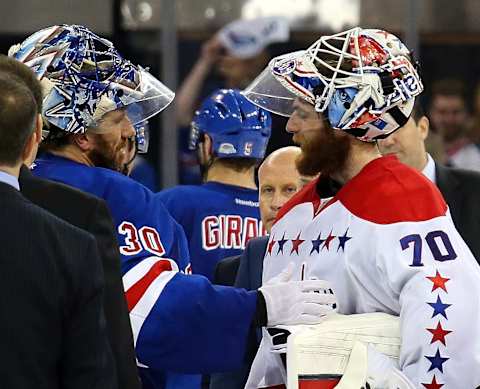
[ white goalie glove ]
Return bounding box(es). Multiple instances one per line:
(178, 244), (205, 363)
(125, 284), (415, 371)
(259, 263), (337, 326)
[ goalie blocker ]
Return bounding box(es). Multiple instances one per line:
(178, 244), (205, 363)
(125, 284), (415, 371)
(284, 313), (407, 389)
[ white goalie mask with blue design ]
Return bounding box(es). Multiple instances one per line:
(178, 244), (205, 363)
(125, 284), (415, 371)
(244, 27), (424, 142)
(9, 24), (174, 141)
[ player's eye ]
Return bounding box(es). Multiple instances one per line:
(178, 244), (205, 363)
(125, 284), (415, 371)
(261, 186), (274, 194)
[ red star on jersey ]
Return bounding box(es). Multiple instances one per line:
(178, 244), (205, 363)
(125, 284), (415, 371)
(426, 271), (450, 292)
(426, 322), (452, 346)
(267, 237), (276, 255)
(290, 233), (305, 255)
(422, 375), (444, 389)
(322, 231), (336, 251)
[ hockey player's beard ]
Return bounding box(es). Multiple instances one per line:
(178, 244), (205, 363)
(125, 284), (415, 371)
(296, 124), (352, 177)
(88, 136), (134, 175)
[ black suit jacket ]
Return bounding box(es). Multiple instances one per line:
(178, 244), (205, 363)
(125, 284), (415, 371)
(0, 182), (116, 388)
(213, 255), (241, 286)
(435, 163), (480, 261)
(19, 166), (140, 389)
(234, 236), (269, 291)
(213, 236), (269, 289)
(210, 236), (269, 389)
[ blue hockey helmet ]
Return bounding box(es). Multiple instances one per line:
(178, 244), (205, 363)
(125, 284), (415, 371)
(189, 89), (272, 159)
(9, 24), (174, 137)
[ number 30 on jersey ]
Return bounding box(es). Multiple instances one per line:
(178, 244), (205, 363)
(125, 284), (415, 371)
(118, 221), (166, 257)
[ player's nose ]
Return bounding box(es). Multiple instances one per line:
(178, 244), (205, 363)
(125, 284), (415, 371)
(286, 117), (299, 134)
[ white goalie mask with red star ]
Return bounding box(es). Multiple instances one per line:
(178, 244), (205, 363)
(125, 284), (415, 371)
(244, 27), (424, 142)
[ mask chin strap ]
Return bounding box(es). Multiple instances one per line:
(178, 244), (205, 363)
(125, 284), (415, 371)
(122, 136), (139, 176)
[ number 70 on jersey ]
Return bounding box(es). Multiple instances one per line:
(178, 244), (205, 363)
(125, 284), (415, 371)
(400, 230), (457, 267)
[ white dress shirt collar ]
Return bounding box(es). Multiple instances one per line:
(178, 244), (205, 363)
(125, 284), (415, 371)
(421, 153), (436, 184)
(0, 170), (19, 190)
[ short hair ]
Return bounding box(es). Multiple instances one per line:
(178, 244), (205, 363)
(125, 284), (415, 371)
(431, 79), (466, 101)
(0, 55), (43, 113)
(215, 157), (259, 172)
(0, 74), (37, 166)
(410, 98), (426, 123)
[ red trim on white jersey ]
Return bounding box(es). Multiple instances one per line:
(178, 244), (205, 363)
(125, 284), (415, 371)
(274, 156), (447, 226)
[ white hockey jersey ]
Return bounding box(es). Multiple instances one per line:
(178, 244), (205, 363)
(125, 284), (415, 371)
(249, 155), (480, 388)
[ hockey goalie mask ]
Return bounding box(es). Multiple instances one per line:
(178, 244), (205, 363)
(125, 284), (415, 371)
(9, 25), (174, 137)
(244, 27), (424, 141)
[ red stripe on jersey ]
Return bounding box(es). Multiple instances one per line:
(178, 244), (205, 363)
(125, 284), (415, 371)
(126, 260), (173, 311)
(298, 378), (341, 389)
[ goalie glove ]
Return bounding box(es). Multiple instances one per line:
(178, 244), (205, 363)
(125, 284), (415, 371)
(259, 263), (337, 326)
(287, 313), (414, 389)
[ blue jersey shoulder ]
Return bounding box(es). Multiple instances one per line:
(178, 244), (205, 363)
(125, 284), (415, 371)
(158, 184), (202, 203)
(33, 154), (190, 272)
(158, 182), (264, 280)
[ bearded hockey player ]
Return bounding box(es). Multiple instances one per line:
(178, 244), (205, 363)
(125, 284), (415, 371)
(11, 25), (336, 389)
(243, 27), (480, 388)
(158, 89), (270, 281)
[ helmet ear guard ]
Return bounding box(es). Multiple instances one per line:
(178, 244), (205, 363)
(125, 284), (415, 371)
(188, 121), (205, 151)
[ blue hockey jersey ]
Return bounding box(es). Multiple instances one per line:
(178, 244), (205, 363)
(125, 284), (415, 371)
(32, 154), (258, 389)
(158, 182), (266, 280)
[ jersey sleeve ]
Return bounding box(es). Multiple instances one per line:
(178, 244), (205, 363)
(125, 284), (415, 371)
(123, 256), (258, 373)
(376, 212), (480, 387)
(117, 188), (257, 373)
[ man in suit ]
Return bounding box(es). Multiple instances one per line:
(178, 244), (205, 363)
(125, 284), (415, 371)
(378, 100), (480, 260)
(213, 146), (307, 287)
(0, 55), (141, 389)
(211, 146), (311, 389)
(0, 72), (115, 388)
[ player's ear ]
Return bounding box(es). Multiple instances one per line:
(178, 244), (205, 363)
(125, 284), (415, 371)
(203, 134), (214, 158)
(418, 116), (429, 141)
(21, 114), (43, 165)
(73, 132), (94, 152)
(32, 114), (43, 145)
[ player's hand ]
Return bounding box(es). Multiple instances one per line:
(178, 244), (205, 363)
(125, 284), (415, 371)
(259, 265), (337, 326)
(199, 36), (225, 66)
